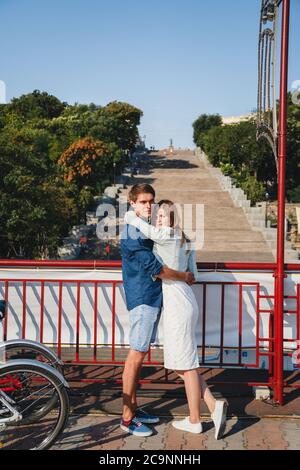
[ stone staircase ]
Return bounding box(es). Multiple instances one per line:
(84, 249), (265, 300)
(196, 148), (299, 263)
(118, 149), (299, 263)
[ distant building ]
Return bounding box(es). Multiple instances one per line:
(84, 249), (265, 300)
(222, 113), (255, 126)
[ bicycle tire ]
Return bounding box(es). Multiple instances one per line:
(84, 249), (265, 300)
(0, 341), (64, 421)
(0, 359), (69, 450)
(0, 340), (64, 375)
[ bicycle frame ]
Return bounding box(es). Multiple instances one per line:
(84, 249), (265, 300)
(0, 389), (22, 424)
(0, 374), (24, 393)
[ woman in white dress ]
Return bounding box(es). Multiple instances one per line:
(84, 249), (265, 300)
(124, 199), (227, 439)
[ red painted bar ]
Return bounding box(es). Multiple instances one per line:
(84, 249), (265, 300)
(111, 282), (116, 362)
(58, 281), (63, 359)
(201, 283), (206, 363)
(4, 280), (8, 342)
(255, 285), (260, 368)
(238, 284), (243, 364)
(22, 281), (26, 339)
(93, 282), (98, 362)
(220, 285), (225, 364)
(1, 259), (300, 272)
(297, 285), (300, 344)
(40, 281), (45, 344)
(76, 282), (81, 362)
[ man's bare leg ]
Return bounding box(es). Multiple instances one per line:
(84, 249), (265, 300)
(130, 359), (145, 413)
(122, 349), (147, 421)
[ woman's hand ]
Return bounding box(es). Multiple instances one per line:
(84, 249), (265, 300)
(124, 210), (137, 225)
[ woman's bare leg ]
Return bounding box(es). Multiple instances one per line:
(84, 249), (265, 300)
(198, 373), (216, 414)
(176, 369), (216, 415)
(175, 369), (201, 424)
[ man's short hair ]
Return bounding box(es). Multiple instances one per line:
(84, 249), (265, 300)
(128, 184), (155, 202)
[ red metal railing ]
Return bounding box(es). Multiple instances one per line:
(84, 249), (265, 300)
(1, 260), (300, 401)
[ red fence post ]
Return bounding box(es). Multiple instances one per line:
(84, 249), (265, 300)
(274, 0), (290, 405)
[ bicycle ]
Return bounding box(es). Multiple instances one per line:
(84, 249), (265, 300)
(0, 300), (66, 421)
(0, 359), (70, 450)
(0, 300), (70, 449)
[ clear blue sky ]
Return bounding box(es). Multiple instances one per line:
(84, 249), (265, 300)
(1, 0), (299, 148)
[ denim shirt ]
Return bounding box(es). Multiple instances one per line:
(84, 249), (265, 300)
(120, 224), (163, 311)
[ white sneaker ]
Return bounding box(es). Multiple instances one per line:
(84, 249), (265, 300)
(211, 400), (227, 440)
(172, 417), (203, 434)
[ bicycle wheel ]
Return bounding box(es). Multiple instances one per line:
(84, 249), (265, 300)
(0, 340), (64, 422)
(0, 359), (69, 450)
(0, 340), (64, 374)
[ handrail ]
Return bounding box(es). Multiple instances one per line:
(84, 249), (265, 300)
(0, 259), (300, 271)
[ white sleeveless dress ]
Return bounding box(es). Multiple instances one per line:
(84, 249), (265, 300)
(124, 212), (200, 371)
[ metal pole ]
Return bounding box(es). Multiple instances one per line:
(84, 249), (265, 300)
(113, 162), (116, 187)
(274, 0), (290, 405)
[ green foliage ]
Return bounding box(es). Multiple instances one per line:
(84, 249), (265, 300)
(0, 91), (142, 259)
(58, 137), (122, 192)
(8, 90), (67, 120)
(195, 97), (299, 205)
(288, 186), (300, 203)
(286, 94), (300, 193)
(237, 176), (266, 205)
(91, 101), (143, 151)
(192, 114), (222, 148)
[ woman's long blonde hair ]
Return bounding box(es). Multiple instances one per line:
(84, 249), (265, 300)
(157, 199), (191, 252)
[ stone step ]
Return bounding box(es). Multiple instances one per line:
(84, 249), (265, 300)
(154, 180), (221, 191)
(200, 230), (267, 242)
(122, 150), (280, 262)
(262, 229), (277, 240)
(201, 240), (275, 252)
(155, 192), (236, 207)
(272, 249), (299, 262)
(196, 251), (275, 262)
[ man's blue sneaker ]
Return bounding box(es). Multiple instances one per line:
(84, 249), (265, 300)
(120, 417), (153, 437)
(135, 408), (160, 424)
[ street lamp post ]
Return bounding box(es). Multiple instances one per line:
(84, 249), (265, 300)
(265, 192), (270, 228)
(113, 162), (116, 187)
(274, 0), (290, 405)
(257, 0), (290, 405)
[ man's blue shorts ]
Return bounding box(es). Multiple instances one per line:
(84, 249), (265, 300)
(129, 304), (161, 353)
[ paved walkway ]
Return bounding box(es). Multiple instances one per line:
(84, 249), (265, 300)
(52, 414), (300, 450)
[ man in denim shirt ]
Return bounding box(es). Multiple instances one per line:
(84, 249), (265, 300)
(120, 183), (194, 437)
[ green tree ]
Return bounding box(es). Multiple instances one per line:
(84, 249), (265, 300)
(0, 91), (143, 258)
(201, 119), (276, 201)
(0, 126), (77, 258)
(8, 90), (67, 120)
(193, 114), (222, 148)
(92, 101), (143, 151)
(58, 137), (121, 190)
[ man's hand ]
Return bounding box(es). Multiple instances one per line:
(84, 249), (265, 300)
(184, 271), (195, 285)
(157, 266), (195, 285)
